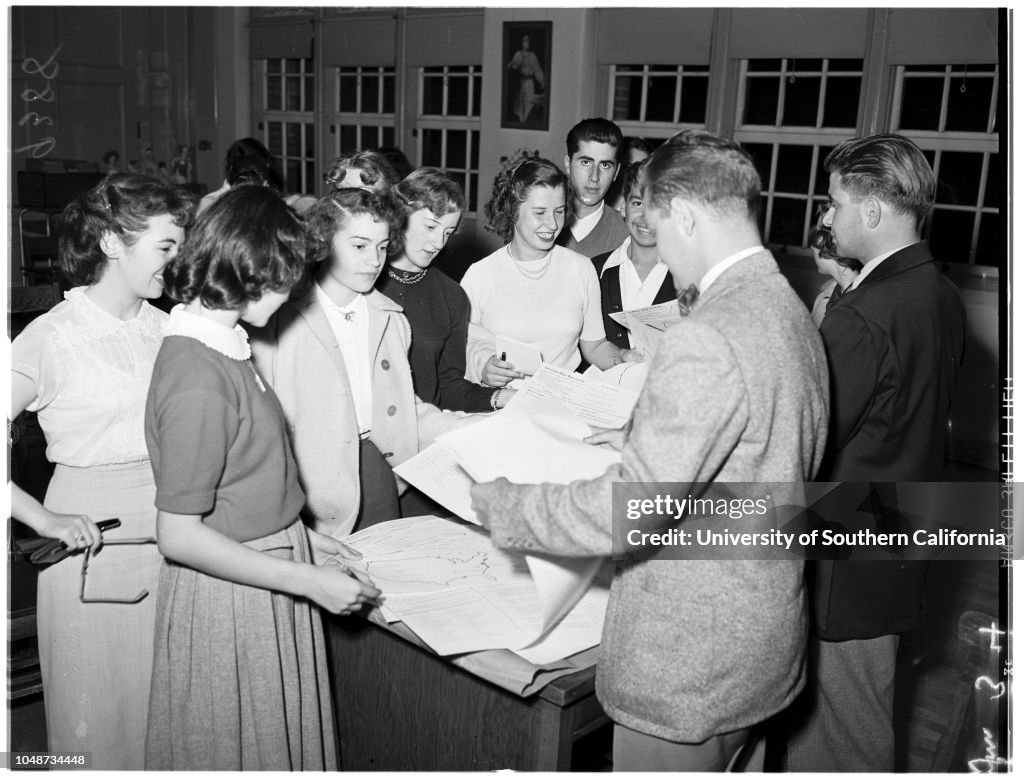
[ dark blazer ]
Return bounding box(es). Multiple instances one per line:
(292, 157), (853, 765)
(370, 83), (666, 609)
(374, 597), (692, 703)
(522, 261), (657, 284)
(812, 241), (966, 640)
(591, 250), (678, 349)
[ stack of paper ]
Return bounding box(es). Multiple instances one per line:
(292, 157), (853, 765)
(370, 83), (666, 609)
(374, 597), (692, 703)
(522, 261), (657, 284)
(336, 516), (608, 664)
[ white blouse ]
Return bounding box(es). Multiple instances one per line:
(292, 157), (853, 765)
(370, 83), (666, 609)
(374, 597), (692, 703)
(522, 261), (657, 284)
(461, 245), (605, 382)
(11, 287), (167, 467)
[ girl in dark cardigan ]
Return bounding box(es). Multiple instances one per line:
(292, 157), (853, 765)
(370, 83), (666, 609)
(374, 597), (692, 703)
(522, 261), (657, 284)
(378, 167), (512, 413)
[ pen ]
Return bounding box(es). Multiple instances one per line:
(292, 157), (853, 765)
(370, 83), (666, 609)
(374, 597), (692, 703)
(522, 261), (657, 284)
(500, 352), (507, 362)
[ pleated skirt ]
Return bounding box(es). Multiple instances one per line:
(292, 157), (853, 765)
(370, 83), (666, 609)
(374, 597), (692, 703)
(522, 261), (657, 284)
(145, 519), (338, 771)
(38, 460), (162, 770)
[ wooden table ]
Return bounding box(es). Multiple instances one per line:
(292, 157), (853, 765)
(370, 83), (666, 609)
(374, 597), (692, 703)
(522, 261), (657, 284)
(327, 617), (609, 771)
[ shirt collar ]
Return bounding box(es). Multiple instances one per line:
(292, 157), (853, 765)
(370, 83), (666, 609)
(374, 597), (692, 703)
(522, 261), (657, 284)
(165, 304), (251, 361)
(316, 284), (367, 319)
(698, 245), (764, 294)
(847, 242), (916, 291)
(599, 238), (632, 276)
(570, 204), (605, 242)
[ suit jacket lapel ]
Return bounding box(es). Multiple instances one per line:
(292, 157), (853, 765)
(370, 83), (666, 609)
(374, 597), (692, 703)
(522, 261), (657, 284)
(293, 289), (350, 380)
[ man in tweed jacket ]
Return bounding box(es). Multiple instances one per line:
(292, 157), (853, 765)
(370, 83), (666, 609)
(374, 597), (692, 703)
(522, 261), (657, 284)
(472, 131), (830, 771)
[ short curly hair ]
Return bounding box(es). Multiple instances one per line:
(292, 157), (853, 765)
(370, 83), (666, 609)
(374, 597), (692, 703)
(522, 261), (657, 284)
(304, 188), (400, 267)
(57, 173), (196, 286)
(482, 156), (565, 243)
(163, 185), (309, 310)
(323, 151), (400, 194)
(390, 167), (465, 258)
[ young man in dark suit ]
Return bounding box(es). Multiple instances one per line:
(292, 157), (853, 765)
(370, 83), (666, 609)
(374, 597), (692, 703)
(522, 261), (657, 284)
(471, 130), (829, 771)
(786, 134), (966, 772)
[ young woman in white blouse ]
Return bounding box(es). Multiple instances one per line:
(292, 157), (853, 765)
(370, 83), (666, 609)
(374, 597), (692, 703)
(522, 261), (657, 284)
(461, 156), (642, 391)
(10, 174), (194, 769)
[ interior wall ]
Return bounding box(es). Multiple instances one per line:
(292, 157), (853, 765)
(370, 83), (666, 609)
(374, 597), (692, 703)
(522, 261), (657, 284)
(474, 8), (598, 255)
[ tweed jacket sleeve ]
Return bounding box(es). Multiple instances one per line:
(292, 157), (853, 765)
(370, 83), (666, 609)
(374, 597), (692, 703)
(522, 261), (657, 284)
(473, 319), (748, 556)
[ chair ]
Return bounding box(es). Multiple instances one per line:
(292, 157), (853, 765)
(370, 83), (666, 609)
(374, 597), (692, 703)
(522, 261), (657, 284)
(17, 208), (61, 287)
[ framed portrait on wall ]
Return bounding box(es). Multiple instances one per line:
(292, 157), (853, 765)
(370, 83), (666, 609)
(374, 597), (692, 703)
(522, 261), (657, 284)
(501, 21), (552, 131)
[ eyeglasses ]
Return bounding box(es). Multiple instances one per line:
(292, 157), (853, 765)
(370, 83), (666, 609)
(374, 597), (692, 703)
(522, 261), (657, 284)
(78, 537), (158, 604)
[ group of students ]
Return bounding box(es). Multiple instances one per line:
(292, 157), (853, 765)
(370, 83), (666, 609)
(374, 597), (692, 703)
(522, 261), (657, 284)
(8, 120), (650, 770)
(11, 116), (963, 772)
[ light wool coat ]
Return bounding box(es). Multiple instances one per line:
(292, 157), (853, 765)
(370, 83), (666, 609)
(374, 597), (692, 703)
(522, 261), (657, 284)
(249, 288), (457, 538)
(475, 250), (830, 742)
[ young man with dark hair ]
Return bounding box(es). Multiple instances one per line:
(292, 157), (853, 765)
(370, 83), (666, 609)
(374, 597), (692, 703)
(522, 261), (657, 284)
(556, 117), (629, 258)
(785, 133), (966, 772)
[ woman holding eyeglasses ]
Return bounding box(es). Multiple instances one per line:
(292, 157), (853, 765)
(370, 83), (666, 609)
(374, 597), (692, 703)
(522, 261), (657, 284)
(10, 174), (194, 769)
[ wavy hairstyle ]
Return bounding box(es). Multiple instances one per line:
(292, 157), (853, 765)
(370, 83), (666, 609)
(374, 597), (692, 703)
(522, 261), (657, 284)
(57, 173), (196, 286)
(823, 133), (935, 226)
(322, 151), (400, 195)
(389, 167), (466, 258)
(162, 185), (308, 309)
(482, 155), (566, 242)
(303, 187), (400, 267)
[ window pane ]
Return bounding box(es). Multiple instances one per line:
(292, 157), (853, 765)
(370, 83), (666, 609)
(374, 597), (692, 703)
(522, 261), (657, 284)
(305, 161), (315, 192)
(984, 153), (1003, 209)
(613, 75), (643, 121)
(743, 143), (773, 190)
(471, 130), (480, 168)
(285, 160), (300, 193)
(975, 212), (1005, 270)
(286, 76), (302, 111)
(285, 58), (301, 74)
(423, 75), (444, 115)
(267, 59), (282, 74)
(829, 58), (862, 72)
(775, 145), (813, 194)
(449, 74), (470, 116)
(382, 126), (395, 148)
(337, 125), (354, 153)
(769, 197), (807, 245)
(781, 76), (820, 126)
(469, 173), (478, 208)
(935, 151), (983, 206)
(447, 130), (467, 168)
(744, 77), (779, 125)
(360, 74), (378, 113)
(814, 147), (835, 195)
(822, 76), (861, 127)
(679, 76), (708, 124)
(285, 122), (301, 154)
(305, 123), (315, 153)
(472, 73), (482, 116)
(339, 72), (357, 112)
(304, 75), (315, 111)
(928, 209), (974, 265)
(899, 77), (943, 131)
(945, 77), (995, 132)
(422, 129), (443, 167)
(267, 122), (283, 157)
(383, 74), (395, 114)
(646, 75), (676, 122)
(748, 58), (782, 73)
(267, 76), (282, 111)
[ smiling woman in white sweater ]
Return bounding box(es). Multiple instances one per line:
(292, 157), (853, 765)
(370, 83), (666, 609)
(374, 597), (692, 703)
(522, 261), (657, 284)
(462, 155), (642, 389)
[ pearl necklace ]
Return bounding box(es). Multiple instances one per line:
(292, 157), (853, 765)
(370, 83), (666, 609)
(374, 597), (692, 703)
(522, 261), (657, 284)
(387, 267), (428, 285)
(507, 245), (553, 280)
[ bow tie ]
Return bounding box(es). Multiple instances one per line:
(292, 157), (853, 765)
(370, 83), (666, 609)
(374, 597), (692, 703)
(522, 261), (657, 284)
(677, 284), (700, 315)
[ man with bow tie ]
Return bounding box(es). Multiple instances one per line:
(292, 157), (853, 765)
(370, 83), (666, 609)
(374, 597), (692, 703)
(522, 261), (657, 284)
(471, 130), (830, 772)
